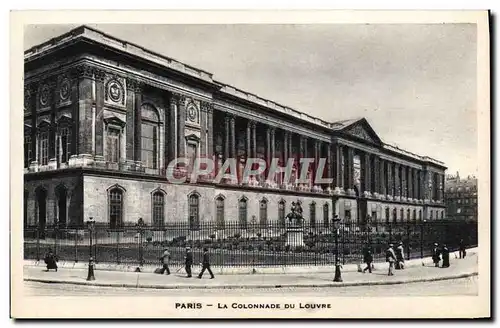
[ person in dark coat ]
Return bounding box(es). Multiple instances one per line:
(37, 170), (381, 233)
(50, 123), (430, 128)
(362, 247), (373, 273)
(432, 243), (441, 267)
(198, 247), (215, 279)
(395, 241), (405, 270)
(385, 244), (396, 276)
(459, 239), (466, 259)
(441, 244), (450, 268)
(185, 247), (193, 278)
(44, 248), (58, 272)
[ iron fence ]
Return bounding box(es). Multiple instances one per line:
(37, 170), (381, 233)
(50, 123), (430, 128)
(24, 219), (478, 268)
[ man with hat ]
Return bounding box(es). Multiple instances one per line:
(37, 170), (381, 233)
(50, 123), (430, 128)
(395, 241), (405, 270)
(432, 243), (441, 267)
(198, 247), (215, 279)
(441, 244), (450, 268)
(185, 246), (193, 278)
(385, 243), (397, 276)
(159, 247), (171, 275)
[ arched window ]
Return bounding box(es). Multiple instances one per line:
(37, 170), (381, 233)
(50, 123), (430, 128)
(141, 104), (160, 169)
(430, 210), (434, 220)
(152, 191), (165, 228)
(393, 208), (397, 223)
(259, 198), (268, 226)
(216, 195), (225, 230)
(57, 124), (72, 164)
(24, 126), (32, 168)
(38, 123), (49, 166)
(238, 197), (248, 229)
(407, 209), (411, 222)
(400, 208), (404, 222)
(310, 202), (316, 227)
(441, 211), (444, 220)
(55, 185), (68, 228)
(188, 193), (200, 230)
(413, 209), (417, 222)
(419, 210), (422, 221)
(278, 199), (286, 227)
(323, 203), (329, 228)
(385, 207), (390, 224)
(109, 188), (123, 229)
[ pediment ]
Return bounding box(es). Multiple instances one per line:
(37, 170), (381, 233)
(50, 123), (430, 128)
(341, 118), (382, 145)
(103, 115), (126, 127)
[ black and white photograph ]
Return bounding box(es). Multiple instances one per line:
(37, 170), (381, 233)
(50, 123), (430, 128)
(10, 10), (490, 319)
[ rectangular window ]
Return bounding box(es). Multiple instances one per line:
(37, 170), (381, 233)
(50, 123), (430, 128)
(39, 131), (49, 166)
(344, 209), (351, 222)
(106, 128), (120, 163)
(141, 124), (157, 169)
(60, 127), (71, 163)
(310, 204), (316, 227)
(24, 135), (32, 168)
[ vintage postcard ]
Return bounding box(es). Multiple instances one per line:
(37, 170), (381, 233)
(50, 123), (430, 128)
(10, 10), (490, 319)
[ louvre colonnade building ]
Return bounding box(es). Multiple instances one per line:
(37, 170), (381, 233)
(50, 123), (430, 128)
(23, 26), (447, 231)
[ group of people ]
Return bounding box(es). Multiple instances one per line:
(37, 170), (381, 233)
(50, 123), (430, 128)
(158, 246), (215, 279)
(362, 242), (406, 276)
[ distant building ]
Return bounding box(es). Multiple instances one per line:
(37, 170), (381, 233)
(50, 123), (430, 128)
(445, 172), (478, 221)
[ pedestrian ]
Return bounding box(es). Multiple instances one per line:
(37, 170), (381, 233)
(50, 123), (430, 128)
(198, 247), (215, 279)
(395, 241), (405, 270)
(185, 246), (193, 278)
(44, 248), (58, 272)
(441, 244), (450, 268)
(362, 247), (373, 273)
(159, 248), (171, 275)
(385, 244), (396, 276)
(459, 239), (466, 259)
(432, 243), (441, 267)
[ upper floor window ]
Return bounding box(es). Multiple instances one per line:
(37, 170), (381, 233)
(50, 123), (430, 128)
(106, 128), (120, 163)
(24, 132), (32, 168)
(39, 130), (49, 166)
(141, 104), (160, 169)
(58, 125), (72, 164)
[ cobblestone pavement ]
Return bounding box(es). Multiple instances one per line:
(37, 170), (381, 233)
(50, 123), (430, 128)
(24, 276), (478, 297)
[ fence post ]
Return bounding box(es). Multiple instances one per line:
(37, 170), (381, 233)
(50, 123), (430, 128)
(116, 229), (120, 265)
(74, 227), (78, 262)
(406, 224), (410, 260)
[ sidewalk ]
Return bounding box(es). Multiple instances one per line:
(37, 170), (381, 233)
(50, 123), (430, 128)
(24, 253), (478, 290)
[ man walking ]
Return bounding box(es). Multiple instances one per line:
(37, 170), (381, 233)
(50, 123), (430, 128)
(159, 248), (171, 275)
(362, 247), (373, 273)
(385, 243), (397, 276)
(198, 247), (215, 279)
(185, 247), (193, 278)
(459, 239), (466, 259)
(432, 243), (441, 267)
(395, 241), (405, 270)
(441, 244), (450, 268)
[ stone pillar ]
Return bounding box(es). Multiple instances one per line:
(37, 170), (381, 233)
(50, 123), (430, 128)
(424, 170), (430, 202)
(206, 104), (214, 160)
(387, 161), (394, 199)
(419, 170), (425, 201)
(439, 174), (445, 202)
(251, 121), (257, 159)
(327, 143), (333, 190)
(27, 83), (38, 165)
(394, 163), (401, 200)
(314, 140), (320, 183)
(133, 83), (143, 163)
(169, 93), (178, 161)
(400, 165), (407, 200)
(283, 131), (289, 164)
(177, 95), (187, 160)
(347, 146), (355, 195)
(246, 120), (252, 159)
(407, 167), (413, 200)
(229, 115), (236, 159)
(379, 158), (386, 199)
(266, 126), (272, 170)
(270, 127), (276, 162)
(94, 71), (105, 158)
(48, 80), (57, 167)
(76, 66), (94, 158)
(363, 152), (371, 197)
(373, 155), (379, 197)
(224, 115), (230, 160)
(287, 132), (293, 164)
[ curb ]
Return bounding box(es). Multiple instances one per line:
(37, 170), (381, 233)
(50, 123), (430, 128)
(24, 271), (478, 290)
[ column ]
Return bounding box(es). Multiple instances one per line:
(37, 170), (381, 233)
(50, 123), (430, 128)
(439, 174), (445, 202)
(206, 104), (214, 160)
(251, 121), (257, 159)
(168, 93), (178, 161)
(379, 158), (386, 198)
(401, 166), (408, 200)
(314, 140), (320, 184)
(363, 152), (371, 197)
(424, 170), (430, 202)
(327, 143), (333, 190)
(94, 71), (105, 159)
(48, 81), (57, 165)
(177, 95), (186, 159)
(419, 170), (425, 201)
(334, 143), (344, 193)
(287, 132), (292, 164)
(394, 163), (401, 200)
(266, 126), (272, 169)
(230, 115), (236, 159)
(408, 167), (413, 200)
(246, 120), (252, 159)
(270, 127), (276, 161)
(283, 131), (289, 165)
(387, 161), (394, 199)
(347, 146), (354, 195)
(134, 84), (143, 163)
(224, 115), (230, 160)
(373, 156), (379, 197)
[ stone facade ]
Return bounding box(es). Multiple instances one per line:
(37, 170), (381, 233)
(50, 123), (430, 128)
(23, 26), (447, 230)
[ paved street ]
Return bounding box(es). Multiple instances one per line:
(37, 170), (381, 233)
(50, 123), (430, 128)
(24, 276), (478, 297)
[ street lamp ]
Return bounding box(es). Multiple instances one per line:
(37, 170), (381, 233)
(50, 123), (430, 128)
(86, 217), (96, 281)
(136, 218), (145, 267)
(332, 215), (342, 282)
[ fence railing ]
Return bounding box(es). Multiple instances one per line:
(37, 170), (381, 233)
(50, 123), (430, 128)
(24, 220), (478, 268)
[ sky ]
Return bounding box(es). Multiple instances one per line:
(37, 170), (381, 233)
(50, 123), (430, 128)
(24, 24), (478, 177)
